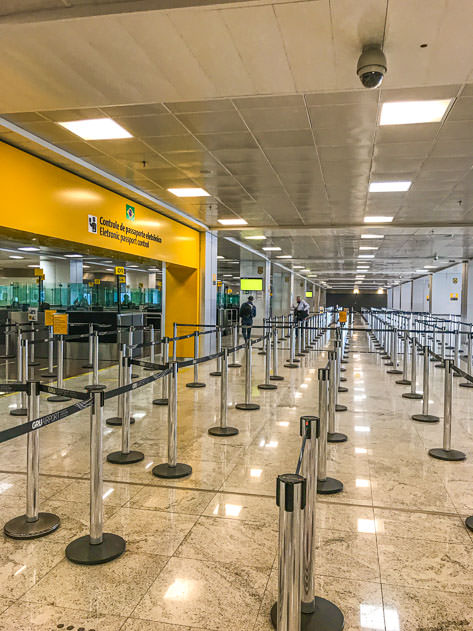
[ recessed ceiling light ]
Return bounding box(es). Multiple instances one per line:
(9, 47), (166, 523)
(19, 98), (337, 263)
(128, 265), (138, 268)
(59, 118), (132, 140)
(369, 181), (411, 192)
(223, 274), (232, 277)
(308, 274), (318, 277)
(64, 254), (82, 258)
(300, 268), (311, 272)
(148, 267), (159, 271)
(217, 255), (225, 260)
(416, 269), (427, 273)
(27, 264), (41, 268)
(83, 265), (90, 268)
(262, 246), (281, 251)
(9, 255), (24, 259)
(424, 265), (438, 269)
(359, 246), (378, 251)
(168, 187), (210, 197)
(364, 216), (393, 223)
(380, 99), (452, 125)
(293, 265), (304, 269)
(105, 268), (114, 271)
(217, 218), (247, 226)
(244, 235), (266, 240)
(276, 255), (292, 259)
(18, 246), (40, 252)
(358, 254), (375, 259)
(361, 234), (384, 239)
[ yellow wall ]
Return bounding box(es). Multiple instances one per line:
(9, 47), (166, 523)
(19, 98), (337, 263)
(166, 264), (200, 358)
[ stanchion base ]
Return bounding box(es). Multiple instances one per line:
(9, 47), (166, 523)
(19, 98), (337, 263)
(47, 395), (71, 403)
(327, 432), (348, 443)
(209, 371), (222, 377)
(258, 351), (266, 356)
(284, 363), (300, 368)
(340, 376), (347, 382)
(412, 413), (439, 423)
(429, 447), (466, 461)
(384, 361), (394, 367)
(66, 533), (126, 565)
(402, 392), (423, 400)
(228, 363), (242, 368)
(387, 369), (403, 375)
(42, 372), (57, 378)
(341, 359), (348, 364)
(338, 386), (348, 393)
(85, 384), (107, 392)
(335, 404), (347, 412)
(395, 379), (411, 385)
(28, 361), (40, 367)
(9, 408), (27, 416)
(186, 382), (206, 388)
(235, 402), (260, 410)
(465, 516), (473, 532)
(208, 426), (239, 436)
(0, 355), (14, 359)
(317, 477), (343, 495)
(82, 363), (93, 369)
(132, 373), (139, 379)
(270, 375), (284, 381)
(270, 597), (344, 631)
(152, 462), (192, 479)
(381, 355), (390, 360)
(4, 512), (60, 539)
(459, 382), (473, 388)
(435, 363), (445, 369)
(106, 416), (135, 426)
(107, 450), (144, 464)
(152, 398), (168, 406)
(258, 383), (278, 390)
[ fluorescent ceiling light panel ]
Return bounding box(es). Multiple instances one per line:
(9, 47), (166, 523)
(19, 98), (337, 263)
(59, 118), (132, 140)
(18, 247), (40, 252)
(262, 246), (281, 251)
(276, 255), (292, 259)
(361, 234), (384, 239)
(416, 269), (427, 273)
(9, 255), (23, 259)
(364, 216), (393, 223)
(168, 187), (210, 197)
(217, 218), (247, 226)
(359, 246), (378, 250)
(64, 254), (82, 258)
(369, 181), (411, 192)
(27, 264), (41, 268)
(217, 255), (224, 259)
(380, 99), (451, 125)
(293, 265), (304, 269)
(300, 268), (310, 272)
(244, 235), (266, 240)
(424, 265), (438, 269)
(358, 254), (375, 259)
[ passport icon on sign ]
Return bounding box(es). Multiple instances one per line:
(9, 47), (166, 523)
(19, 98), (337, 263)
(88, 215), (97, 234)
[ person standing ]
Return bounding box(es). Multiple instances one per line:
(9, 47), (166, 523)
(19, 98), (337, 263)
(240, 295), (256, 341)
(294, 295), (310, 337)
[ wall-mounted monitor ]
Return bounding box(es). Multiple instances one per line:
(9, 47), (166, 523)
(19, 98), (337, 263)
(240, 277), (263, 291)
(306, 291), (313, 298)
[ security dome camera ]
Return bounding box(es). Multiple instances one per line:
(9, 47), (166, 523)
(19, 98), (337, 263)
(357, 45), (387, 89)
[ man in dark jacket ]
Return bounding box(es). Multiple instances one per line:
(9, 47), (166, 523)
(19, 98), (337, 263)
(240, 296), (256, 341)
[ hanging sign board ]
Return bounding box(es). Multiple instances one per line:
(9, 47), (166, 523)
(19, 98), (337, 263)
(94, 279), (101, 285)
(53, 313), (68, 335)
(339, 310), (347, 323)
(450, 293), (459, 301)
(115, 266), (125, 276)
(44, 309), (56, 326)
(34, 268), (44, 276)
(27, 307), (38, 322)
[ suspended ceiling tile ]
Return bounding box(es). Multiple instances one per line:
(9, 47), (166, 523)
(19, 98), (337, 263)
(254, 129), (315, 149)
(113, 114), (187, 137)
(315, 125), (375, 146)
(375, 124), (441, 143)
(430, 138), (473, 157)
(195, 131), (257, 150)
(148, 135), (204, 154)
(176, 110), (247, 134)
(238, 106), (309, 132)
(373, 141), (433, 158)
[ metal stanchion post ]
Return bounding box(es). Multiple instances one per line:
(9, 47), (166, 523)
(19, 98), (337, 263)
(327, 350), (347, 443)
(128, 325), (139, 379)
(144, 325), (155, 371)
(66, 390), (126, 564)
(270, 326), (284, 381)
(107, 348), (144, 464)
(82, 323), (94, 368)
(270, 473), (306, 631)
(412, 345), (439, 423)
(47, 335), (71, 403)
(295, 321), (304, 357)
(435, 327), (446, 368)
(258, 318), (267, 355)
(4, 380), (60, 539)
(402, 338), (423, 400)
(210, 327), (222, 377)
(209, 348), (239, 436)
(85, 331), (106, 392)
(153, 337), (169, 405)
(153, 361), (192, 478)
(10, 335), (27, 416)
(453, 329), (461, 377)
(429, 359), (466, 461)
(460, 331), (473, 388)
(285, 323), (299, 368)
(186, 331), (206, 388)
(235, 340), (260, 410)
(396, 330), (411, 385)
(317, 367), (343, 494)
(42, 325), (56, 378)
(387, 329), (402, 374)
(172, 322), (178, 361)
(229, 323), (241, 368)
(29, 323), (40, 367)
(334, 340), (348, 411)
(258, 334), (277, 390)
(106, 343), (135, 426)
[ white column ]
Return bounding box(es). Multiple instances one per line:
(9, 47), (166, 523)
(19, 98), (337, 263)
(200, 231), (218, 354)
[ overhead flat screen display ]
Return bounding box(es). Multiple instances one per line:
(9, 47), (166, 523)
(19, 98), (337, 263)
(306, 291), (313, 298)
(240, 278), (263, 291)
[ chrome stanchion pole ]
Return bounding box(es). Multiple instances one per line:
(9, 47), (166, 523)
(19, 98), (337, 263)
(435, 327), (446, 368)
(107, 347), (144, 464)
(4, 380), (60, 539)
(460, 331), (473, 388)
(317, 367), (343, 494)
(47, 334), (71, 403)
(29, 323), (39, 367)
(210, 327), (223, 377)
(396, 330), (411, 385)
(327, 350), (347, 443)
(402, 337), (423, 400)
(453, 328), (461, 377)
(236, 339), (260, 410)
(153, 337), (169, 405)
(295, 321), (304, 357)
(106, 343), (135, 426)
(172, 323), (178, 361)
(83, 323), (94, 369)
(153, 361), (192, 478)
(66, 390), (126, 564)
(285, 323), (299, 368)
(10, 334), (27, 416)
(209, 348), (239, 436)
(270, 473), (306, 631)
(42, 325), (56, 378)
(270, 326), (284, 381)
(412, 345), (439, 423)
(144, 325), (155, 371)
(258, 334), (277, 390)
(86, 331), (106, 392)
(186, 331), (206, 388)
(258, 318), (267, 355)
(387, 329), (402, 374)
(229, 323), (241, 368)
(429, 359), (466, 461)
(334, 340), (348, 412)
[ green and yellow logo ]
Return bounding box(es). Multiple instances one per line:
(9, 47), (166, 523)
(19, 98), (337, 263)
(126, 204), (135, 221)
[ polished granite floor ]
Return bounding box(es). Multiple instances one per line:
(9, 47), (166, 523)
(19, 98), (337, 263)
(0, 324), (472, 630)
